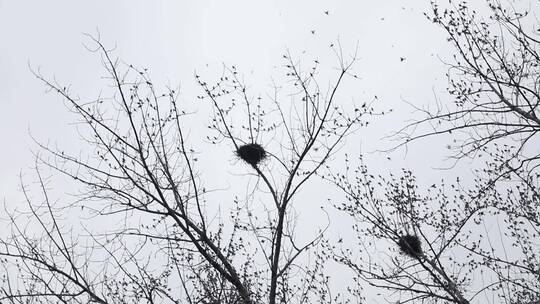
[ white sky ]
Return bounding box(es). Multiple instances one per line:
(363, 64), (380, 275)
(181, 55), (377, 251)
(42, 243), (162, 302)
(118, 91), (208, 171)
(1, 0), (462, 205)
(2, 1), (511, 302)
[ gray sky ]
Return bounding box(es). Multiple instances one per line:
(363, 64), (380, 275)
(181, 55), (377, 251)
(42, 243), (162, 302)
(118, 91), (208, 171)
(1, 1), (494, 302)
(1, 0), (459, 206)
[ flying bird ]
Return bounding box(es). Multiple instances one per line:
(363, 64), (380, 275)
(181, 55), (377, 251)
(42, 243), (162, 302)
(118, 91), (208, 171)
(311, 30), (316, 35)
(324, 10), (329, 15)
(400, 57), (406, 62)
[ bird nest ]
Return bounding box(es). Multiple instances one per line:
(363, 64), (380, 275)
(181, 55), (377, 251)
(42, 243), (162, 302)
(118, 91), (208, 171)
(398, 234), (422, 258)
(236, 143), (267, 166)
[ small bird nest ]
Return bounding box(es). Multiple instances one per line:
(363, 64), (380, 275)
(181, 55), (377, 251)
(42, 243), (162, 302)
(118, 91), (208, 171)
(236, 143), (267, 166)
(398, 234), (422, 258)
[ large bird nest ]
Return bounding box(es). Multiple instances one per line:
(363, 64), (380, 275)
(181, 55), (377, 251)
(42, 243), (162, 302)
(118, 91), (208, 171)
(236, 143), (267, 166)
(398, 234), (422, 258)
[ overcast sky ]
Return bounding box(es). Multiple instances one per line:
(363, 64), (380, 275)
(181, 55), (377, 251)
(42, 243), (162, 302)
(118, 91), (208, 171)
(1, 0), (464, 208)
(2, 2), (509, 303)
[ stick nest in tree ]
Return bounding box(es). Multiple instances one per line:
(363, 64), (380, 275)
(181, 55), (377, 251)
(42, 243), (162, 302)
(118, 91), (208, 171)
(236, 143), (267, 166)
(398, 234), (422, 257)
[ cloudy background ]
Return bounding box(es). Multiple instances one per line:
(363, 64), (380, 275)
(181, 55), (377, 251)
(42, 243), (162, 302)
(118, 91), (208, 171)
(1, 1), (504, 302)
(1, 0), (465, 206)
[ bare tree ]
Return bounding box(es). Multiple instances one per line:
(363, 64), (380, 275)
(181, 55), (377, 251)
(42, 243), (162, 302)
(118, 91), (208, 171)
(0, 36), (371, 304)
(332, 156), (539, 303)
(332, 1), (540, 303)
(397, 0), (540, 172)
